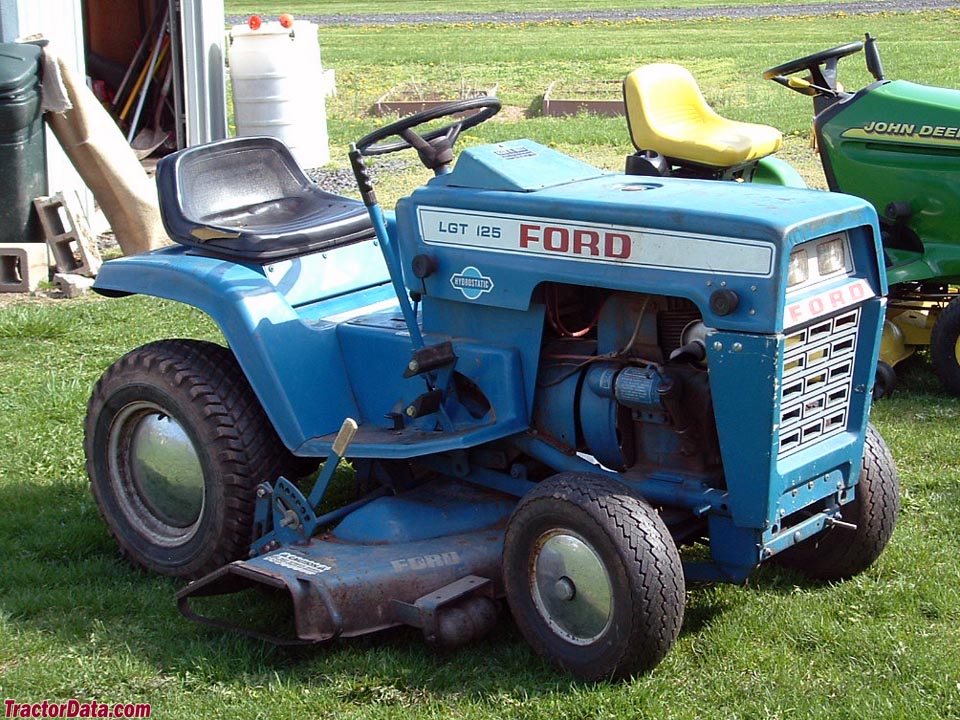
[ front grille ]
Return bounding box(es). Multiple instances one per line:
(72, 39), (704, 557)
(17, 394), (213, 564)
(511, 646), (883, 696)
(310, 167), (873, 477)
(777, 308), (860, 458)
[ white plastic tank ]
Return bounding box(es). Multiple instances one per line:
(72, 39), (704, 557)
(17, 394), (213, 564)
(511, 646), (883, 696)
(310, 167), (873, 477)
(229, 20), (330, 168)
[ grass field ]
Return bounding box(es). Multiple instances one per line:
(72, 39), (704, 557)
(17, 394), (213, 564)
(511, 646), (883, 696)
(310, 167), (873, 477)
(2, 5), (960, 719)
(225, 0), (861, 17)
(311, 9), (960, 203)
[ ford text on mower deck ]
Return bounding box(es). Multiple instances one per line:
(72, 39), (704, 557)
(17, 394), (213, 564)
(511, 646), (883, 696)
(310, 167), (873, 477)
(85, 99), (899, 681)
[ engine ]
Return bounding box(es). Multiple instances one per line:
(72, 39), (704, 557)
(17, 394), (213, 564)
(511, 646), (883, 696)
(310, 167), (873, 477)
(534, 286), (722, 477)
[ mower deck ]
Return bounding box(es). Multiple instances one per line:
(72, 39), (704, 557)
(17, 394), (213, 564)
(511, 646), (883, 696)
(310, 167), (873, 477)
(177, 480), (513, 646)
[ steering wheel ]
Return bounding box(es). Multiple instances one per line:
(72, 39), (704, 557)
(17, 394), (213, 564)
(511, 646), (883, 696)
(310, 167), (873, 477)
(355, 96), (502, 170)
(763, 40), (863, 96)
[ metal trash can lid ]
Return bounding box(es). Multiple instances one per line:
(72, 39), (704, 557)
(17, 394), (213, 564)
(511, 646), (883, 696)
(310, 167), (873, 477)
(0, 43), (41, 98)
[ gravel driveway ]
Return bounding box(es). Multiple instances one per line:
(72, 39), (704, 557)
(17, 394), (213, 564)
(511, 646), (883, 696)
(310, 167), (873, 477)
(226, 0), (957, 27)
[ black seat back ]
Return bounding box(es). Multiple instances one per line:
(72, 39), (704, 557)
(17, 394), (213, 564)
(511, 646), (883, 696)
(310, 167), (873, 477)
(157, 136), (374, 261)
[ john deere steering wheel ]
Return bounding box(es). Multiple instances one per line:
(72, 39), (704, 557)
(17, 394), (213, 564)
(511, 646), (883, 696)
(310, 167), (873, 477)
(356, 97), (502, 170)
(763, 40), (863, 96)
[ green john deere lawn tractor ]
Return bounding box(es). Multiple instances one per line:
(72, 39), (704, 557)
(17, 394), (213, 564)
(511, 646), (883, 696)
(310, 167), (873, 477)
(623, 34), (960, 397)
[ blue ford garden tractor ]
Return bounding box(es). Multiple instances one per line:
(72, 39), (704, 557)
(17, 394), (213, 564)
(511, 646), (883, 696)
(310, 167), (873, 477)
(622, 33), (960, 399)
(85, 98), (899, 680)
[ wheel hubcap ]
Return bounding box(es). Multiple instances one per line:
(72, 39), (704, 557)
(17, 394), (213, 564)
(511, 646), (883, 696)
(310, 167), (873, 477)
(530, 530), (613, 645)
(108, 401), (205, 546)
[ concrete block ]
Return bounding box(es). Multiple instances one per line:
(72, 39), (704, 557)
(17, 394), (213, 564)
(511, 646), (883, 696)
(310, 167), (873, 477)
(0, 243), (49, 293)
(34, 193), (102, 277)
(53, 272), (96, 299)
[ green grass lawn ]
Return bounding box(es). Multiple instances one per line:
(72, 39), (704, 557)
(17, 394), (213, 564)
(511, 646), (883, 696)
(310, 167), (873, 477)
(3, 6), (960, 719)
(2, 298), (958, 717)
(224, 0), (897, 18)
(313, 9), (958, 202)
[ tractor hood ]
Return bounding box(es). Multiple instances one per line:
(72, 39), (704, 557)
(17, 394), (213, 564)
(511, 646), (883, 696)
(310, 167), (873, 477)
(828, 80), (960, 150)
(816, 80), (960, 284)
(437, 140), (607, 192)
(398, 140), (884, 334)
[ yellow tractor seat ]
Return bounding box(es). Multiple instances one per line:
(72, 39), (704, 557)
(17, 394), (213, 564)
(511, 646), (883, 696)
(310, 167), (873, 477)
(623, 64), (782, 168)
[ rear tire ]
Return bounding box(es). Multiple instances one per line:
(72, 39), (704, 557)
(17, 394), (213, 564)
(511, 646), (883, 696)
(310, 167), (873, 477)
(85, 339), (286, 579)
(931, 297), (960, 395)
(502, 474), (684, 680)
(774, 424), (899, 580)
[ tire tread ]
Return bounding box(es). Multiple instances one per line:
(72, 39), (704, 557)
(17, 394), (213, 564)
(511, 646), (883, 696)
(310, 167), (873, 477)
(85, 339), (286, 578)
(774, 424), (899, 580)
(931, 297), (960, 396)
(504, 474), (684, 680)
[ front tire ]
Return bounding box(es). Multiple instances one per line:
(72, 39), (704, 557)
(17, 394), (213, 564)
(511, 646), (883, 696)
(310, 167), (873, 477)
(931, 297), (960, 395)
(502, 474), (684, 681)
(774, 423), (899, 580)
(85, 339), (286, 579)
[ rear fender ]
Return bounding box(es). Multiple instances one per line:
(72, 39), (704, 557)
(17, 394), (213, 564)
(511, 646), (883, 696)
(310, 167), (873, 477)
(754, 156), (807, 188)
(93, 246), (361, 451)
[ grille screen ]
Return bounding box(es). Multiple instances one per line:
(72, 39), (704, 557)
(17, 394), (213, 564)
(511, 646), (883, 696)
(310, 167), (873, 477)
(778, 308), (860, 458)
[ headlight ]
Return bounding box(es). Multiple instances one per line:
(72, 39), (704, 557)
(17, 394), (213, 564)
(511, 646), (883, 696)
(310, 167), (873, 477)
(786, 233), (852, 291)
(817, 237), (846, 276)
(788, 248), (809, 287)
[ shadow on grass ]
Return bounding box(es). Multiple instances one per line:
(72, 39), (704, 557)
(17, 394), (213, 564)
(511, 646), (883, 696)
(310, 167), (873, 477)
(0, 469), (865, 693)
(0, 479), (586, 693)
(0, 471), (896, 693)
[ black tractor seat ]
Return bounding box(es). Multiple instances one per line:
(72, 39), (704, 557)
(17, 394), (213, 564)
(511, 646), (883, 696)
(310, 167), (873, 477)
(156, 136), (374, 262)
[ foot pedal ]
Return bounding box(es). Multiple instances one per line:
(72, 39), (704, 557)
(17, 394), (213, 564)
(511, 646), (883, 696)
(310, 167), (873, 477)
(405, 389), (443, 418)
(404, 341), (457, 378)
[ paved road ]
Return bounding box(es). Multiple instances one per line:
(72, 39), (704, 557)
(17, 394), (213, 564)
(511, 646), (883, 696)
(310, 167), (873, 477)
(227, 0), (957, 27)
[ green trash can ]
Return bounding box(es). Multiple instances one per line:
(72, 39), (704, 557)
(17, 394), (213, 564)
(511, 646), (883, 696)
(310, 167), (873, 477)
(0, 42), (45, 245)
